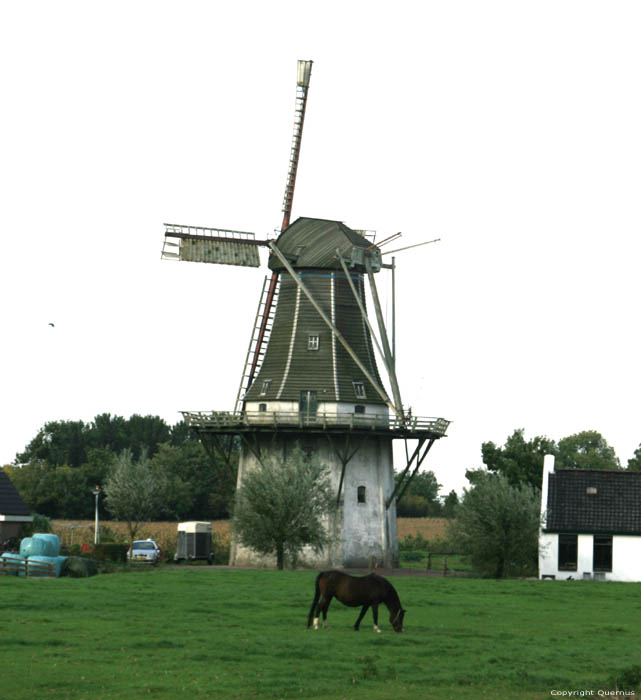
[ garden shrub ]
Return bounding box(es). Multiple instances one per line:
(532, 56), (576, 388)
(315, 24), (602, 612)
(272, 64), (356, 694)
(93, 543), (128, 563)
(61, 556), (99, 578)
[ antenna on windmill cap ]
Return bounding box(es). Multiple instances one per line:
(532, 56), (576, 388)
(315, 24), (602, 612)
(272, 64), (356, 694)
(382, 237), (441, 255)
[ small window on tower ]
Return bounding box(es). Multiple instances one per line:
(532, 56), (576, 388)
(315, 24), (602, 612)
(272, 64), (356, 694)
(308, 334), (319, 351)
(353, 382), (367, 399)
(260, 380), (271, 396)
(354, 405), (365, 414)
(357, 486), (366, 504)
(258, 403), (267, 412)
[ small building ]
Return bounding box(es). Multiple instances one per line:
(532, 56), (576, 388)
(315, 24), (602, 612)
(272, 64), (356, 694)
(539, 455), (641, 582)
(0, 471), (33, 544)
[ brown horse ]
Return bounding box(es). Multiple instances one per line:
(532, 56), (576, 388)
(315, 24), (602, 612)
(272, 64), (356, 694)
(307, 570), (405, 633)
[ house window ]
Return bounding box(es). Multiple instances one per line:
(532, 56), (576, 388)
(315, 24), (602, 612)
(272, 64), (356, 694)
(258, 403), (267, 412)
(357, 486), (366, 504)
(353, 382), (366, 399)
(354, 405), (365, 414)
(593, 535), (613, 572)
(308, 334), (320, 351)
(558, 534), (577, 571)
(260, 380), (271, 396)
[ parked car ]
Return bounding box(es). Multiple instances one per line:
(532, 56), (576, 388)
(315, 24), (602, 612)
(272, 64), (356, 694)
(128, 539), (161, 564)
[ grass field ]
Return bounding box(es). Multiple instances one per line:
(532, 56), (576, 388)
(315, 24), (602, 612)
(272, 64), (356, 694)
(3, 568), (641, 699)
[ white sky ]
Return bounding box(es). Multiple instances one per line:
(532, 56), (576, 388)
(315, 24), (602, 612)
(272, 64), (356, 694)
(2, 1), (640, 496)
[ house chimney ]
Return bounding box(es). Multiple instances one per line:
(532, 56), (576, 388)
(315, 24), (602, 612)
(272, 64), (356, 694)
(540, 454), (555, 528)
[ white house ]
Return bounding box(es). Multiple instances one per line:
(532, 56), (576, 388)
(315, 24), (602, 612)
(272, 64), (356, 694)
(539, 455), (641, 582)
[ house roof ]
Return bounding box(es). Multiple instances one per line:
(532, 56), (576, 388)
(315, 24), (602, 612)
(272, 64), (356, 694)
(0, 470), (32, 517)
(546, 469), (641, 535)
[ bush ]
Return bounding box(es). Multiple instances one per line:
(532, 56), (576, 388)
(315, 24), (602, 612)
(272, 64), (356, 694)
(23, 514), (52, 536)
(212, 531), (230, 564)
(61, 556), (99, 578)
(93, 543), (128, 563)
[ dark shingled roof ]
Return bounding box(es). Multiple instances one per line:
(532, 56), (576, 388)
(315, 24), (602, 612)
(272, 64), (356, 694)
(0, 470), (32, 517)
(268, 217), (375, 272)
(546, 469), (641, 535)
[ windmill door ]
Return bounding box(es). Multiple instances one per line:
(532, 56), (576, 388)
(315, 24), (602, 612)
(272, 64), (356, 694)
(299, 391), (318, 423)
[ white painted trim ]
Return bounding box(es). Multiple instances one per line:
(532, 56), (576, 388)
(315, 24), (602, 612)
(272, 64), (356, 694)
(0, 515), (33, 522)
(277, 286), (301, 399)
(330, 274), (340, 401)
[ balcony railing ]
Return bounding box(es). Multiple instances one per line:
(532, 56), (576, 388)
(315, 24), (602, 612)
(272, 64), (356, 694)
(182, 410), (450, 436)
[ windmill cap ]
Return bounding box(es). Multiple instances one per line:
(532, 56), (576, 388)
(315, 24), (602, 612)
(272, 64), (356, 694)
(268, 217), (381, 272)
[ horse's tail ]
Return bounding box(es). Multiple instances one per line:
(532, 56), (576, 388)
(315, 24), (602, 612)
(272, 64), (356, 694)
(307, 572), (324, 628)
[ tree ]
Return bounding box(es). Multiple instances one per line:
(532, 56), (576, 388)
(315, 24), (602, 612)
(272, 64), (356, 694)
(232, 447), (334, 569)
(556, 430), (620, 471)
(103, 449), (167, 550)
(481, 429), (557, 489)
(447, 473), (541, 578)
(441, 490), (459, 518)
(627, 444), (641, 471)
(395, 469), (442, 516)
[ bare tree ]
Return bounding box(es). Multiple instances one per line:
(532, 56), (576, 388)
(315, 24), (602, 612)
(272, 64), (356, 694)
(233, 447), (334, 569)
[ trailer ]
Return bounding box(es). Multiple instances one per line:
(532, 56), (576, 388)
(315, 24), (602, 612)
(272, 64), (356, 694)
(174, 521), (214, 564)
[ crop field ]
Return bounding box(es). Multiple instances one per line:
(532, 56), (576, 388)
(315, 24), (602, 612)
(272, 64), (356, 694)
(3, 568), (641, 700)
(51, 518), (449, 559)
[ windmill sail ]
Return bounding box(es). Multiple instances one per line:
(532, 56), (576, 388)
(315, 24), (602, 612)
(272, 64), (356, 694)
(162, 223), (263, 268)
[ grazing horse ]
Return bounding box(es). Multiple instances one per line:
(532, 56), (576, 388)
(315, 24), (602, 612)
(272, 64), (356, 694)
(307, 570), (405, 633)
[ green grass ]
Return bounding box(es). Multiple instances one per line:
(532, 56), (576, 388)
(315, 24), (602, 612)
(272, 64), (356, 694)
(2, 569), (640, 699)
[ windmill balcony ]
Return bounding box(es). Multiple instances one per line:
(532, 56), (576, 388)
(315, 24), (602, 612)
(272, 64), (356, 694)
(181, 409), (450, 439)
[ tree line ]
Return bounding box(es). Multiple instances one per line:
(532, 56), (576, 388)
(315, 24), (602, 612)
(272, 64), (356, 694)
(3, 414), (237, 521)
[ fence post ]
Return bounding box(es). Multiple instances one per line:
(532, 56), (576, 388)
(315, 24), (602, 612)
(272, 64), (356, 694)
(443, 556), (448, 577)
(427, 553), (432, 571)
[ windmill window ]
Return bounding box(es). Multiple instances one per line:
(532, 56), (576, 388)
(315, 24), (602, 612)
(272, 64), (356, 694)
(354, 405), (365, 414)
(353, 382), (367, 399)
(260, 380), (271, 396)
(308, 334), (320, 351)
(258, 403), (267, 412)
(558, 533), (577, 571)
(357, 486), (366, 504)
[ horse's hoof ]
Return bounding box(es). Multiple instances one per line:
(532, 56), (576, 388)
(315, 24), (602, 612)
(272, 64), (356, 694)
(373, 625), (381, 633)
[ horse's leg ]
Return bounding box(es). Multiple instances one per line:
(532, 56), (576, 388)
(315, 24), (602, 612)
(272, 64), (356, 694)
(313, 595), (326, 630)
(321, 594), (333, 629)
(371, 604), (381, 633)
(353, 604), (369, 631)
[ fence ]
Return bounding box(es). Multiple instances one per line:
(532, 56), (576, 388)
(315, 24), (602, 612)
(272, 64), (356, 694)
(0, 555), (55, 577)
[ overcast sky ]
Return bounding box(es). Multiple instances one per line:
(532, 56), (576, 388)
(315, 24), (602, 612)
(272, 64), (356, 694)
(2, 1), (640, 495)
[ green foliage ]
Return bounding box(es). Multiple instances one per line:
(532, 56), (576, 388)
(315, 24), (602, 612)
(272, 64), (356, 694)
(60, 556), (99, 578)
(395, 469), (443, 516)
(481, 428), (556, 489)
(441, 490), (459, 518)
(556, 430), (620, 471)
(233, 446), (334, 569)
(8, 415), (237, 522)
(92, 543), (128, 563)
(480, 428), (621, 490)
(627, 444), (641, 470)
(103, 449), (168, 548)
(212, 531), (230, 565)
(447, 473), (541, 578)
(22, 513), (52, 536)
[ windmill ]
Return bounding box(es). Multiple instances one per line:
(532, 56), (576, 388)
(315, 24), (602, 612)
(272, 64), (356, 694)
(162, 60), (450, 568)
